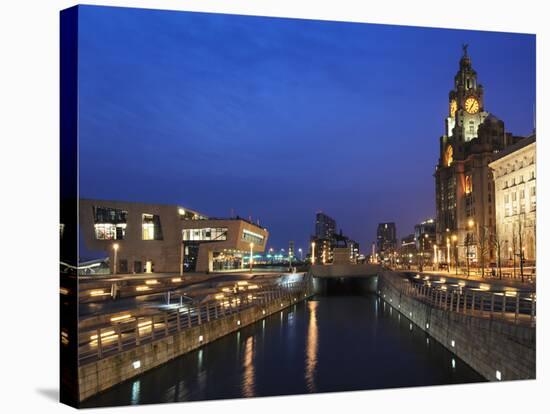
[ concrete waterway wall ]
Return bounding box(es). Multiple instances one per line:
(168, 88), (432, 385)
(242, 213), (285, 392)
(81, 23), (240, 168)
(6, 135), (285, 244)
(378, 271), (536, 381)
(79, 292), (313, 403)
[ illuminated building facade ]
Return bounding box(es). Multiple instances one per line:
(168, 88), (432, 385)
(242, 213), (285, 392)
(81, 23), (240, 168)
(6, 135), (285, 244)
(315, 212), (336, 239)
(414, 219), (436, 264)
(80, 199), (268, 273)
(399, 234), (416, 265)
(434, 47), (525, 265)
(310, 213), (359, 265)
(376, 222), (397, 259)
(489, 135), (536, 265)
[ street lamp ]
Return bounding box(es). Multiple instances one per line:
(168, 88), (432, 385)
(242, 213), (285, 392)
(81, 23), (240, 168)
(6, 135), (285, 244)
(298, 248), (303, 261)
(112, 243), (119, 275)
(311, 241), (316, 265)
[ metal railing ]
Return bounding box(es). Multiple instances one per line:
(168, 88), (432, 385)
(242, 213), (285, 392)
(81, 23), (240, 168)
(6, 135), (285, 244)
(78, 280), (310, 364)
(389, 276), (536, 326)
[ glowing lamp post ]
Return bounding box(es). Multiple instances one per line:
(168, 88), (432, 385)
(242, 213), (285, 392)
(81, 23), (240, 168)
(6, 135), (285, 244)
(311, 241), (316, 265)
(249, 242), (254, 273)
(298, 248), (303, 261)
(112, 243), (119, 275)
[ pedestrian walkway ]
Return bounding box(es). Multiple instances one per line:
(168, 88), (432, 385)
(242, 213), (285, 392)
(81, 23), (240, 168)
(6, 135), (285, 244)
(419, 269), (535, 290)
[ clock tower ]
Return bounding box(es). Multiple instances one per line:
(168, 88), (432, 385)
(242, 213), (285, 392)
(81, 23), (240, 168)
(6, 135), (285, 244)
(442, 44), (488, 164)
(434, 46), (524, 268)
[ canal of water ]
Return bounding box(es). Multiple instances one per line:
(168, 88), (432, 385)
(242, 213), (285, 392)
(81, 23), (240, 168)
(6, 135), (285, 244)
(82, 294), (484, 407)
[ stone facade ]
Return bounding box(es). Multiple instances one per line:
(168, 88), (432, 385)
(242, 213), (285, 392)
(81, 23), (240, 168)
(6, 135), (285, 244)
(489, 136), (536, 264)
(434, 48), (525, 266)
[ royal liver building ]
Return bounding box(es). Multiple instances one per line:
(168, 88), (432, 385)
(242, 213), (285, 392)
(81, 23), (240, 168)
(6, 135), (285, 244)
(434, 46), (525, 267)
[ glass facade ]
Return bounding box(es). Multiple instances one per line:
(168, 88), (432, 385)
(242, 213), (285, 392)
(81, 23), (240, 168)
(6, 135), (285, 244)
(94, 223), (127, 240)
(93, 206), (128, 240)
(242, 229), (265, 245)
(182, 228), (228, 241)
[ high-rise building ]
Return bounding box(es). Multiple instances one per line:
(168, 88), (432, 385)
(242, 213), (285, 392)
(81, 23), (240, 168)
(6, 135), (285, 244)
(414, 219), (436, 266)
(434, 46), (526, 265)
(315, 212), (336, 239)
(376, 222), (397, 257)
(310, 213), (358, 265)
(288, 240), (295, 258)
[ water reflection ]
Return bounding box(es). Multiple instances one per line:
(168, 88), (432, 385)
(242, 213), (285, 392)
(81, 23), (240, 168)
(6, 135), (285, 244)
(130, 380), (140, 405)
(305, 300), (319, 392)
(82, 295), (485, 408)
(242, 336), (256, 397)
(197, 349), (207, 391)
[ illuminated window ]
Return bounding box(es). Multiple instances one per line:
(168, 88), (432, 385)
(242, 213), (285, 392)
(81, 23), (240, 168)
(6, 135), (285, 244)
(465, 176), (472, 194)
(445, 145), (453, 167)
(182, 227), (228, 241)
(242, 229), (265, 245)
(142, 214), (163, 240)
(93, 206), (127, 240)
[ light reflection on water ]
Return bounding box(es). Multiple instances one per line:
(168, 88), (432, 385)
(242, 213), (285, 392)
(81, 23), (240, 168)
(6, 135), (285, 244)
(130, 380), (140, 405)
(82, 295), (485, 408)
(305, 300), (319, 392)
(242, 336), (255, 397)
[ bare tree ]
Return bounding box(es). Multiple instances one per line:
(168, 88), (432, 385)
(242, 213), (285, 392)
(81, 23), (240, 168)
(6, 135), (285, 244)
(491, 229), (504, 279)
(517, 214), (525, 282)
(476, 225), (490, 278)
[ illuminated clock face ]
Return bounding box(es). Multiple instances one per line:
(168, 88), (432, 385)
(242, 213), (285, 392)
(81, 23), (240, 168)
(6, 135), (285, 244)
(450, 99), (457, 117)
(464, 96), (480, 114)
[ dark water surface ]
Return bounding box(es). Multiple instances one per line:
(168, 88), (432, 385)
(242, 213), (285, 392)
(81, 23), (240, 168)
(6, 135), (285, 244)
(82, 295), (484, 407)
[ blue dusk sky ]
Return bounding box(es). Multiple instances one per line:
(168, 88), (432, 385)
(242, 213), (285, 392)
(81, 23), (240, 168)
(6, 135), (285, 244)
(76, 5), (535, 253)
